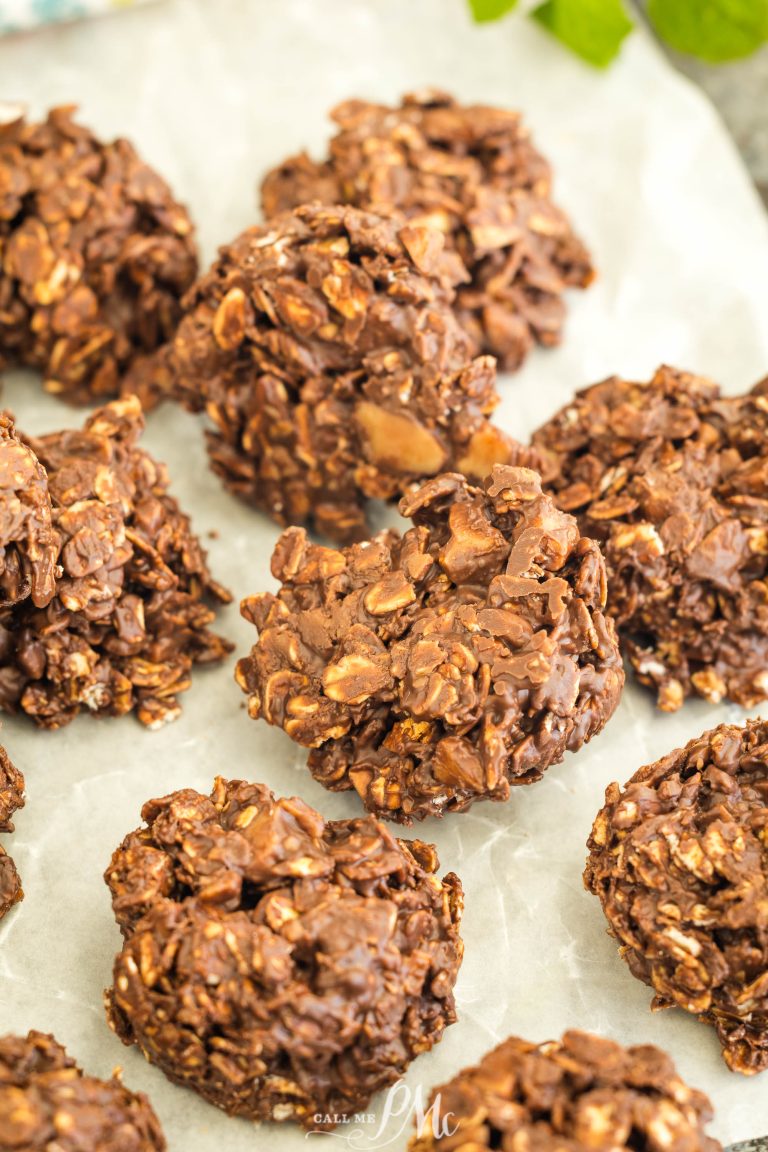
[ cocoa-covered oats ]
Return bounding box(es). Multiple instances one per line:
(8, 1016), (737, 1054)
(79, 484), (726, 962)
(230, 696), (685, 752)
(104, 777), (463, 1127)
(0, 397), (232, 729)
(0, 414), (57, 609)
(0, 1031), (165, 1151)
(0, 103), (197, 405)
(261, 90), (594, 372)
(0, 743), (23, 921)
(409, 1030), (720, 1152)
(586, 718), (768, 1076)
(533, 365), (768, 710)
(236, 465), (623, 824)
(166, 201), (519, 544)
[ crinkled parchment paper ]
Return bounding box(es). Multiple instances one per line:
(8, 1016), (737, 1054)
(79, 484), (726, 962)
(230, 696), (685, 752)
(1, 1), (768, 1146)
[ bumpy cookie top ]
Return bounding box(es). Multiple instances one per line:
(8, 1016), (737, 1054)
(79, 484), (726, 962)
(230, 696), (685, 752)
(170, 200), (516, 542)
(261, 89), (593, 371)
(0, 397), (231, 728)
(0, 1030), (166, 1151)
(237, 464), (623, 822)
(533, 365), (768, 710)
(0, 415), (57, 609)
(0, 103), (197, 404)
(409, 1030), (720, 1152)
(586, 718), (768, 1076)
(105, 778), (463, 1126)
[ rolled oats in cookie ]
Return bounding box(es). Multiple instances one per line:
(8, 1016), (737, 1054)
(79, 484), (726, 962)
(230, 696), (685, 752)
(0, 103), (197, 405)
(409, 1030), (720, 1152)
(164, 200), (519, 544)
(104, 777), (463, 1127)
(0, 743), (23, 922)
(0, 1030), (166, 1150)
(586, 718), (768, 1076)
(0, 414), (57, 609)
(236, 464), (624, 823)
(0, 397), (232, 729)
(533, 365), (768, 711)
(261, 89), (594, 372)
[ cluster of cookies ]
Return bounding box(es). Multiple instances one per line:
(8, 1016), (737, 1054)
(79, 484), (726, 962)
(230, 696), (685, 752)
(1, 93), (766, 1150)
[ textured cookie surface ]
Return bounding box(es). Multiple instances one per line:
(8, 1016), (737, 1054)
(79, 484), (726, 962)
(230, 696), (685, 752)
(0, 743), (23, 921)
(0, 414), (57, 609)
(586, 718), (768, 1075)
(0, 1030), (166, 1150)
(0, 397), (232, 728)
(0, 103), (197, 405)
(167, 200), (518, 543)
(409, 1030), (720, 1151)
(261, 89), (593, 372)
(533, 365), (768, 710)
(237, 464), (623, 823)
(105, 777), (463, 1126)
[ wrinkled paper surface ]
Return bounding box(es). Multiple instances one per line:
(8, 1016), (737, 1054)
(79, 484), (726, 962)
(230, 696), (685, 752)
(1, 1), (768, 1145)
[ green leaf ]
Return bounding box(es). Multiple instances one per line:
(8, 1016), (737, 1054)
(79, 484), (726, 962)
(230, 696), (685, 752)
(647, 0), (768, 63)
(468, 0), (518, 23)
(531, 0), (634, 67)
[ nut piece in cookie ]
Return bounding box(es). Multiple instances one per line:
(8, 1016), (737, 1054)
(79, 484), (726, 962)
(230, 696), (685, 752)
(165, 200), (520, 543)
(0, 743), (24, 921)
(0, 1030), (165, 1150)
(533, 364), (768, 710)
(586, 718), (768, 1075)
(0, 104), (197, 407)
(409, 1030), (720, 1151)
(236, 464), (624, 823)
(261, 89), (594, 372)
(104, 777), (463, 1127)
(0, 414), (57, 609)
(0, 397), (232, 729)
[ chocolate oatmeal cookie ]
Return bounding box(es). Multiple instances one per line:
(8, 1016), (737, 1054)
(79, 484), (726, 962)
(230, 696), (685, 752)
(0, 397), (232, 728)
(164, 200), (518, 543)
(261, 89), (593, 371)
(0, 1030), (165, 1150)
(0, 102), (197, 405)
(0, 414), (57, 609)
(236, 465), (624, 823)
(105, 778), (463, 1127)
(533, 365), (768, 710)
(586, 718), (768, 1075)
(409, 1030), (720, 1151)
(0, 743), (23, 921)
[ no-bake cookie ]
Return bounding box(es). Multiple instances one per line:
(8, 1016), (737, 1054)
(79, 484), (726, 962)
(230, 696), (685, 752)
(165, 200), (518, 543)
(586, 718), (768, 1075)
(0, 414), (57, 609)
(105, 778), (463, 1126)
(236, 465), (624, 823)
(409, 1030), (720, 1151)
(0, 1030), (165, 1150)
(0, 397), (232, 728)
(533, 365), (768, 710)
(261, 89), (594, 371)
(0, 103), (197, 405)
(0, 743), (23, 921)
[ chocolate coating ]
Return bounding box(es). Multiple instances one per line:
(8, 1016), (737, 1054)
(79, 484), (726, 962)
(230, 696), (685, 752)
(0, 743), (23, 921)
(533, 365), (768, 710)
(586, 718), (768, 1076)
(409, 1030), (720, 1152)
(166, 200), (519, 543)
(105, 778), (463, 1127)
(0, 103), (197, 406)
(261, 89), (593, 372)
(0, 415), (57, 609)
(236, 465), (624, 823)
(0, 1030), (165, 1150)
(0, 398), (232, 729)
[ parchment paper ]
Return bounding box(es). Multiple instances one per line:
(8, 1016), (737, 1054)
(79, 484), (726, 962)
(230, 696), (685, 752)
(1, 1), (768, 1146)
